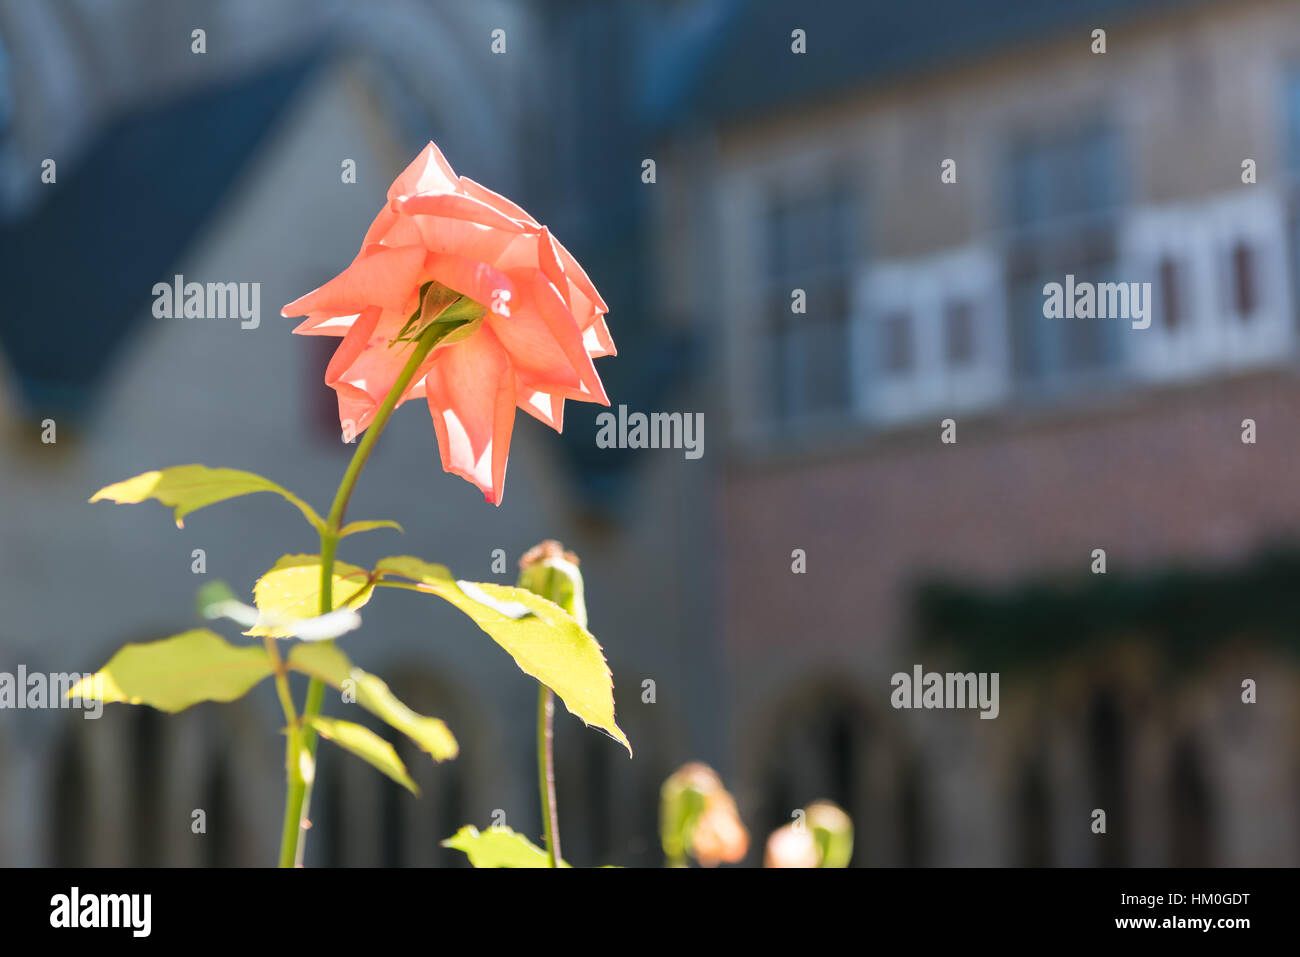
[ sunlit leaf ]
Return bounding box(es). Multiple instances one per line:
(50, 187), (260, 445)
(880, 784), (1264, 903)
(69, 629), (273, 713)
(304, 716), (417, 794)
(89, 465), (324, 531)
(339, 519), (404, 538)
(196, 580), (257, 627)
(199, 579), (361, 641)
(288, 642), (458, 761)
(375, 556), (629, 754)
(247, 554), (374, 638)
(442, 825), (569, 868)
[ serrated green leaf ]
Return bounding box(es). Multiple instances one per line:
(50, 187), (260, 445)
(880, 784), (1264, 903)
(375, 555), (629, 754)
(288, 642), (458, 761)
(339, 519), (404, 538)
(90, 465), (324, 531)
(69, 629), (273, 713)
(305, 716), (417, 793)
(248, 554), (374, 638)
(199, 578), (361, 641)
(442, 825), (569, 868)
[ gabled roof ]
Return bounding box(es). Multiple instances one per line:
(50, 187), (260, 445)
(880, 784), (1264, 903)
(0, 50), (321, 419)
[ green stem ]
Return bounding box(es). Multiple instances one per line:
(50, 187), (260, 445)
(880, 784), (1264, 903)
(278, 319), (448, 868)
(538, 684), (560, 867)
(264, 636), (303, 868)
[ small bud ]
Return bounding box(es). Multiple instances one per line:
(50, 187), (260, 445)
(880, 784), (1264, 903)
(517, 540), (586, 627)
(806, 800), (854, 867)
(764, 822), (819, 868)
(660, 762), (749, 867)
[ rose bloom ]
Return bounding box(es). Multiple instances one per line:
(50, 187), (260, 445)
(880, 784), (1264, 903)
(283, 141), (614, 503)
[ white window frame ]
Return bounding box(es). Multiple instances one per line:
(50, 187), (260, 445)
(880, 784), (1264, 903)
(1121, 189), (1293, 381)
(1207, 190), (1293, 367)
(852, 245), (1007, 425)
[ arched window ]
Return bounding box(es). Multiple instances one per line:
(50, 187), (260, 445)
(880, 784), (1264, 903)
(51, 706), (164, 866)
(756, 685), (877, 866)
(554, 685), (673, 867)
(1015, 749), (1052, 867)
(1169, 734), (1213, 866)
(305, 669), (478, 867)
(1086, 688), (1128, 867)
(50, 718), (90, 867)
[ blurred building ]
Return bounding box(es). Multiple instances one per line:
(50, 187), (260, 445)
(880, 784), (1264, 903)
(4, 0), (1299, 871)
(0, 0), (705, 867)
(656, 0), (1300, 865)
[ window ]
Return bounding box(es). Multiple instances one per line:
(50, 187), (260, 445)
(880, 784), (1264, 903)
(1158, 257), (1183, 330)
(759, 689), (870, 866)
(855, 246), (1006, 424)
(1285, 66), (1300, 327)
(1086, 688), (1129, 867)
(882, 312), (913, 373)
(1169, 735), (1214, 866)
(1004, 125), (1125, 393)
(944, 301), (976, 366)
(759, 181), (854, 425)
(1210, 192), (1292, 364)
(1124, 192), (1292, 381)
(1231, 241), (1257, 320)
(1285, 67), (1300, 175)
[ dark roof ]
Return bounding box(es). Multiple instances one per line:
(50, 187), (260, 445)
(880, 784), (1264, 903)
(663, 0), (1217, 129)
(0, 50), (321, 419)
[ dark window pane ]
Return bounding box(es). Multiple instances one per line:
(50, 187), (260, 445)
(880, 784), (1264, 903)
(1004, 125), (1123, 391)
(944, 301), (975, 366)
(792, 316), (850, 415)
(1009, 273), (1047, 383)
(762, 182), (852, 421)
(1232, 241), (1257, 319)
(1159, 257), (1183, 330)
(1286, 69), (1300, 171)
(882, 312), (912, 374)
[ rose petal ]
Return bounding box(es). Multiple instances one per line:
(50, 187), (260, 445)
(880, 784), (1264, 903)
(388, 141), (460, 202)
(423, 253), (516, 314)
(394, 192), (530, 234)
(499, 271), (609, 405)
(458, 175), (542, 228)
(583, 315), (617, 357)
(424, 326), (516, 504)
(292, 312), (361, 337)
(281, 245), (428, 317)
(517, 387), (565, 433)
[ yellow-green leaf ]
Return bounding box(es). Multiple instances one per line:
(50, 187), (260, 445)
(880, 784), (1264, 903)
(305, 716), (417, 794)
(442, 825), (569, 868)
(248, 554), (375, 638)
(197, 580), (361, 642)
(69, 629), (273, 713)
(375, 556), (629, 754)
(339, 519), (404, 538)
(89, 465), (324, 531)
(288, 642), (458, 761)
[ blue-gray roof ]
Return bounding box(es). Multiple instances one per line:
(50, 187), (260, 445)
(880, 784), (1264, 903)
(0, 50), (321, 419)
(658, 0), (1218, 130)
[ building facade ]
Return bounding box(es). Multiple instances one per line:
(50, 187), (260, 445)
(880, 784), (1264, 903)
(657, 0), (1300, 865)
